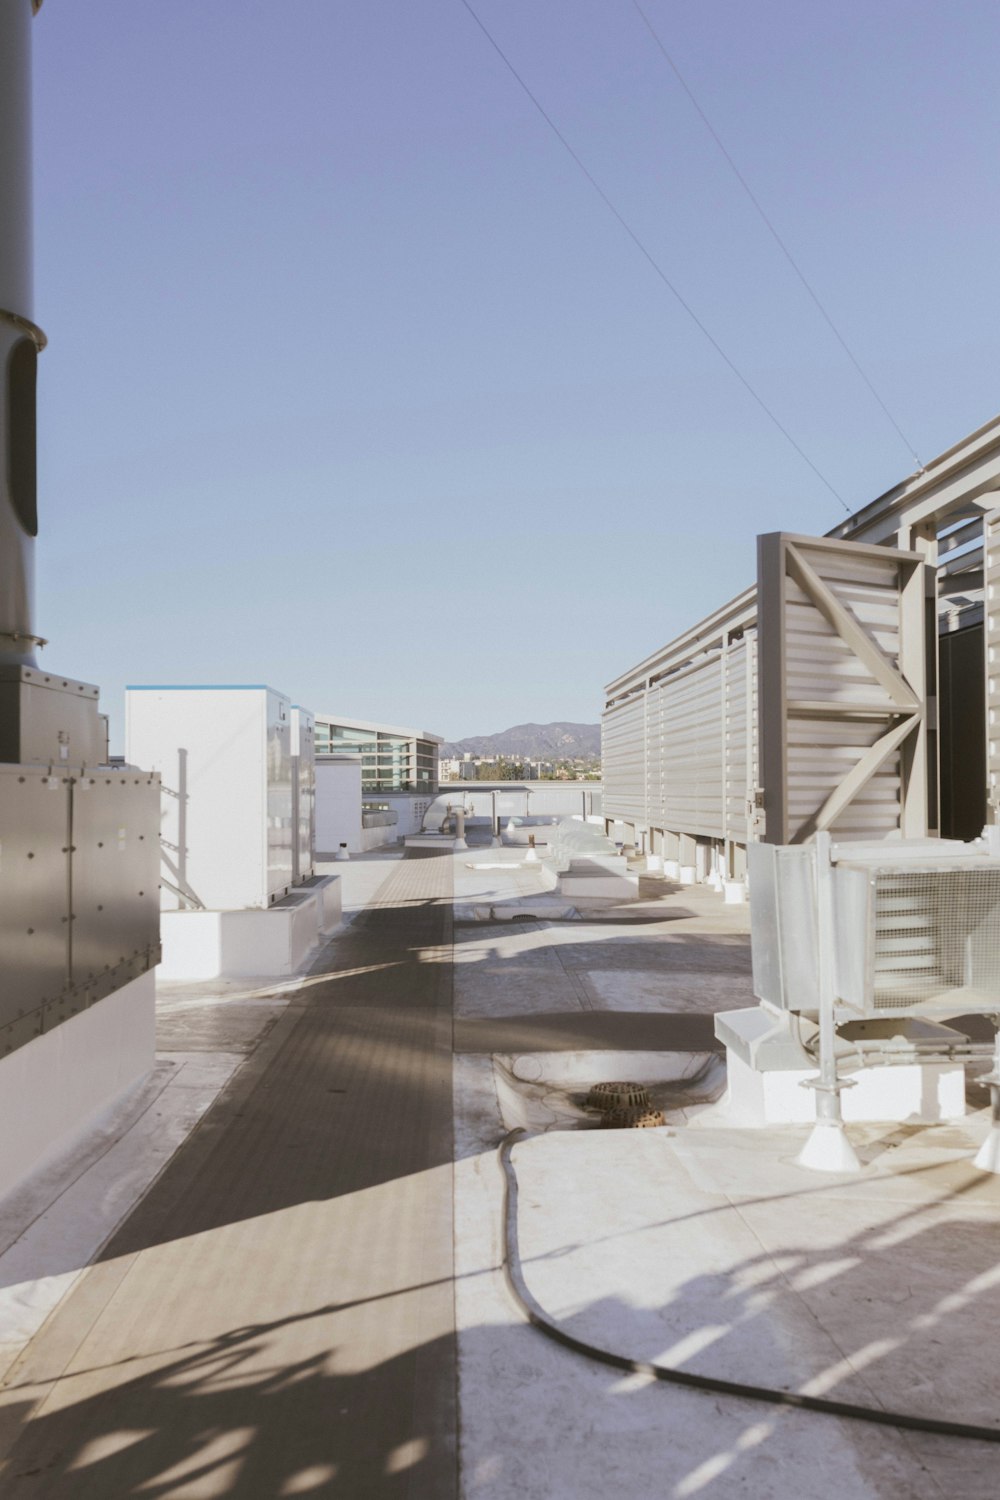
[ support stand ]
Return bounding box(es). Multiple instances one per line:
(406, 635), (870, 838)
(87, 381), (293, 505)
(794, 832), (861, 1173)
(973, 1020), (1000, 1173)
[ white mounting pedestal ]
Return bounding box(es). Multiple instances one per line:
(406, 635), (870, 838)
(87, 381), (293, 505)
(714, 1008), (967, 1127)
(794, 1121), (862, 1173)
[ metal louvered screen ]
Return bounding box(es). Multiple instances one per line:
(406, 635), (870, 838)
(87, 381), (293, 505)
(869, 867), (1000, 1011)
(832, 859), (1000, 1015)
(601, 695), (646, 825)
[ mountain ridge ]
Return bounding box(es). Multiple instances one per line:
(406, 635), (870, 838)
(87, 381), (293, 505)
(440, 721), (600, 760)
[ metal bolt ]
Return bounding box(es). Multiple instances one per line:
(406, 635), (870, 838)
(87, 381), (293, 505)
(27, 927), (33, 935)
(27, 851), (34, 859)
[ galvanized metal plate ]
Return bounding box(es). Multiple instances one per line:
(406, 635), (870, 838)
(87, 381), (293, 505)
(0, 765), (70, 1023)
(70, 772), (161, 989)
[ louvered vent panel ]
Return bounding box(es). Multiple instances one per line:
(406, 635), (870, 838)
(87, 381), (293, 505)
(661, 656), (725, 837)
(602, 696), (647, 822)
(870, 867), (1000, 1011)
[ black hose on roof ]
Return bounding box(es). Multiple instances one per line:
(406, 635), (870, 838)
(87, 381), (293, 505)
(498, 1128), (1000, 1445)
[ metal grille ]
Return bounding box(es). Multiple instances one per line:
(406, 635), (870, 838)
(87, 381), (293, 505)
(872, 868), (1000, 1010)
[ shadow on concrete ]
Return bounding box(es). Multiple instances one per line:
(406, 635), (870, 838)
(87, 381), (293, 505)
(3, 1312), (456, 1498)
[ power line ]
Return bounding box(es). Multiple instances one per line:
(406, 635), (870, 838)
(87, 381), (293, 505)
(459, 0), (852, 514)
(631, 0), (924, 472)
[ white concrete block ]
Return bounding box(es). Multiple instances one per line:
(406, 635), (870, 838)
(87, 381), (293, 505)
(159, 892), (332, 980)
(720, 1048), (966, 1127)
(315, 875), (342, 935)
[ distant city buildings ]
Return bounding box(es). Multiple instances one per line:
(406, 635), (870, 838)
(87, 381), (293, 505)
(439, 753), (600, 782)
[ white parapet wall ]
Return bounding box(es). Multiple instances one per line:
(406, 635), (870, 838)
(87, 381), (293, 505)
(0, 972), (155, 1204)
(158, 876), (342, 980)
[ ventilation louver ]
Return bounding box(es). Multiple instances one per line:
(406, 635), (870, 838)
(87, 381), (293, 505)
(748, 840), (1000, 1018)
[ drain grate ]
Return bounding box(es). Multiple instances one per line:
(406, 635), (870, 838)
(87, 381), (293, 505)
(585, 1081), (651, 1113)
(598, 1105), (667, 1130)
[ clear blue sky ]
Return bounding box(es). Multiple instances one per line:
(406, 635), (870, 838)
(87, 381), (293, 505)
(30, 0), (1000, 745)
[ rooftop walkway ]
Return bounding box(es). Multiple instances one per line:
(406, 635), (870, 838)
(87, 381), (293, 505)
(1, 842), (999, 1497)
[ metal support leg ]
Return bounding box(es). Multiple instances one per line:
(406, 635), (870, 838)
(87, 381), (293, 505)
(973, 1021), (1000, 1173)
(795, 832), (861, 1173)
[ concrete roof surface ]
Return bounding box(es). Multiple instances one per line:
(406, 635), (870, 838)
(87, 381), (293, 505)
(0, 845), (997, 1497)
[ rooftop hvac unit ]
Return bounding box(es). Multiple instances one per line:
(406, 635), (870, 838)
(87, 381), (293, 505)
(748, 839), (1000, 1018)
(748, 835), (1000, 1175)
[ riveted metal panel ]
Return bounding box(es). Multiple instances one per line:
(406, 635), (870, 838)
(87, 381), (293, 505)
(70, 770), (161, 993)
(0, 766), (70, 1047)
(0, 765), (160, 1059)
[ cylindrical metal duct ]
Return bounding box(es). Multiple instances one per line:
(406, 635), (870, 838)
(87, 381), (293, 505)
(0, 0), (45, 666)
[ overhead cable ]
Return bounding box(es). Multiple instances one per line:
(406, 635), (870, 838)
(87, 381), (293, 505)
(631, 0), (924, 472)
(459, 0), (852, 514)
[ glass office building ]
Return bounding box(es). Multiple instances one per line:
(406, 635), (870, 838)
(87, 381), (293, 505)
(314, 715), (441, 794)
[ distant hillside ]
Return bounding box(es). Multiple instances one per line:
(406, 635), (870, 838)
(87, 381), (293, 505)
(441, 722), (601, 760)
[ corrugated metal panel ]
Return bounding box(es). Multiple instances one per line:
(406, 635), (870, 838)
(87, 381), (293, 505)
(986, 509), (1000, 818)
(645, 683), (664, 829)
(660, 654), (725, 838)
(602, 695), (646, 822)
(724, 633), (757, 844)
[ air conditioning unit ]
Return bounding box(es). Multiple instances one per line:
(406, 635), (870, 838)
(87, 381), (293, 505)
(749, 839), (1000, 1018)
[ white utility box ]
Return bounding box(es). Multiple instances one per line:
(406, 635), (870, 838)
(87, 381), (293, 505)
(291, 706), (316, 885)
(126, 685), (294, 911)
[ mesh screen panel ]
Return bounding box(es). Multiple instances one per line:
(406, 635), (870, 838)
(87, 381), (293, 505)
(872, 868), (1000, 1010)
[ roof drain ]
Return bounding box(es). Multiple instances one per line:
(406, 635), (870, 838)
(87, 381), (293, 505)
(584, 1081), (666, 1128)
(497, 1128), (1000, 1444)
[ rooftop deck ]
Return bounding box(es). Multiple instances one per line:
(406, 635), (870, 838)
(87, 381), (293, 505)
(0, 842), (997, 1497)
